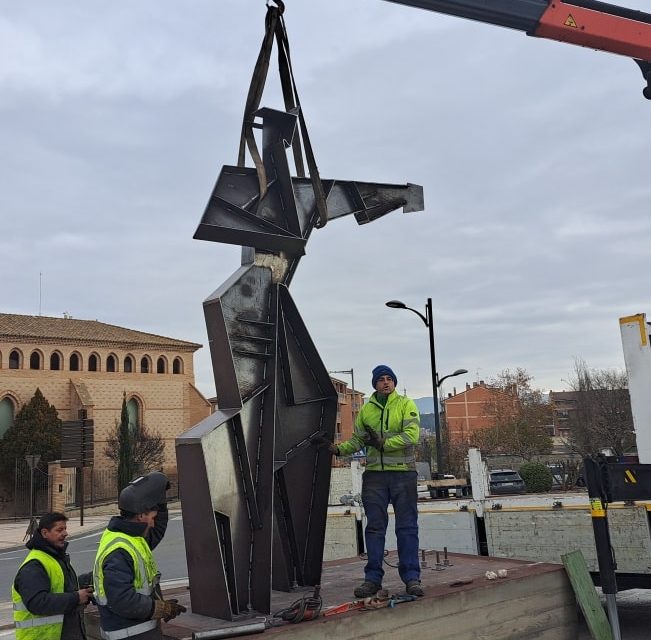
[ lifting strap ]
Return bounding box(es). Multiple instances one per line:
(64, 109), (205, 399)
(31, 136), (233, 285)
(238, 0), (329, 228)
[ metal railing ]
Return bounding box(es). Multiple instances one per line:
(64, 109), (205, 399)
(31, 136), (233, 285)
(63, 467), (179, 507)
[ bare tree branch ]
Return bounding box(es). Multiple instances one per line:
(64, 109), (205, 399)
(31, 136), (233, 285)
(565, 358), (635, 457)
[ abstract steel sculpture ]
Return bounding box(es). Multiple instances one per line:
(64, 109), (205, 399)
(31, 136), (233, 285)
(176, 3), (424, 622)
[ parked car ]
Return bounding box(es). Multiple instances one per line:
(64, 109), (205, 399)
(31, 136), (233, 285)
(489, 469), (526, 495)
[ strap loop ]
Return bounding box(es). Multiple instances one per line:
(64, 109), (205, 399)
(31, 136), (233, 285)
(238, 3), (329, 228)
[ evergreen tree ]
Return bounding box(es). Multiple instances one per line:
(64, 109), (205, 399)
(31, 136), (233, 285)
(105, 392), (165, 494)
(0, 388), (61, 478)
(117, 393), (134, 493)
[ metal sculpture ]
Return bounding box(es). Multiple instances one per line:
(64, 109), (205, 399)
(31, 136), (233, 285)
(176, 4), (424, 622)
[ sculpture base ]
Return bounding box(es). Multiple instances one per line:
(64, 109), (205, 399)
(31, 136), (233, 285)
(85, 553), (577, 640)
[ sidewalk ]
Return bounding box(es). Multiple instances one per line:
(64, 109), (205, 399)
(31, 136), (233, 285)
(0, 501), (182, 551)
(0, 514), (109, 552)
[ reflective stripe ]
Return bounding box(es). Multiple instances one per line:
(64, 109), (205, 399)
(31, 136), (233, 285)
(402, 418), (419, 427)
(367, 454), (416, 466)
(100, 619), (158, 639)
(96, 586), (151, 605)
(15, 614), (64, 628)
(382, 455), (416, 464)
(13, 602), (28, 612)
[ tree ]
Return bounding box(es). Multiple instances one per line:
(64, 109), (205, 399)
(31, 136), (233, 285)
(0, 388), (61, 478)
(117, 394), (133, 492)
(519, 462), (553, 493)
(416, 434), (436, 471)
(565, 359), (635, 457)
(104, 393), (165, 492)
(474, 368), (553, 461)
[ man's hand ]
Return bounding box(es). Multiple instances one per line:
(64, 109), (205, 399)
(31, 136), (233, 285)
(311, 435), (339, 456)
(364, 426), (384, 451)
(77, 587), (93, 605)
(152, 598), (187, 622)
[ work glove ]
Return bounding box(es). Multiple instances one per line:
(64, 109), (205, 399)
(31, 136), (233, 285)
(152, 598), (187, 622)
(364, 426), (384, 451)
(311, 435), (339, 456)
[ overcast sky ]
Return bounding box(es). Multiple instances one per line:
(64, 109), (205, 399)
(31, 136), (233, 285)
(2, 0), (651, 400)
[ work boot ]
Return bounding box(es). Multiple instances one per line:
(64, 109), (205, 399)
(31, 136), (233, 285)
(406, 580), (424, 597)
(354, 580), (382, 598)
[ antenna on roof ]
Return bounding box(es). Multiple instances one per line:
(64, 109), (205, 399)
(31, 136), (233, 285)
(39, 272), (43, 316)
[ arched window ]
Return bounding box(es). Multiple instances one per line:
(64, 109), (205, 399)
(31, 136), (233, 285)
(29, 351), (42, 370)
(88, 353), (99, 372)
(156, 357), (167, 374)
(124, 355), (134, 373)
(9, 350), (21, 369)
(140, 356), (151, 374)
(106, 354), (117, 373)
(50, 352), (62, 371)
(172, 357), (184, 374)
(0, 397), (15, 439)
(70, 352), (81, 372)
(126, 397), (140, 434)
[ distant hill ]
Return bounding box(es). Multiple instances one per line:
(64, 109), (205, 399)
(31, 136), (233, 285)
(413, 397), (436, 414)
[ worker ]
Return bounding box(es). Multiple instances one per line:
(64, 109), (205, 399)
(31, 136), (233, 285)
(93, 471), (186, 639)
(12, 511), (93, 640)
(331, 365), (423, 598)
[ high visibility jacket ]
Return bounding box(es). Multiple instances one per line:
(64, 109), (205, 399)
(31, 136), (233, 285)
(93, 529), (159, 640)
(12, 550), (65, 640)
(338, 390), (420, 471)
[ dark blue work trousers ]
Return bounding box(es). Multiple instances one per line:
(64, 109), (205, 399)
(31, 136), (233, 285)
(361, 470), (420, 585)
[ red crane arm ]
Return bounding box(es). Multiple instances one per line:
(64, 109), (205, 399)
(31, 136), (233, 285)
(383, 0), (651, 98)
(535, 2), (651, 62)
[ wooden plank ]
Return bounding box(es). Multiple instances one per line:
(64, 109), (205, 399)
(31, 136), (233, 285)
(561, 550), (613, 640)
(420, 479), (468, 488)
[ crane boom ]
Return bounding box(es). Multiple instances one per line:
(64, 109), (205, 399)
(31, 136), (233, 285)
(383, 0), (651, 97)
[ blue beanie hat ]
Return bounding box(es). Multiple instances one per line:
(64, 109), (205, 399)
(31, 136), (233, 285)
(372, 364), (397, 388)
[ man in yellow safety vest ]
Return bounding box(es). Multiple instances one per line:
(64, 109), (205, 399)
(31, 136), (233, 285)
(12, 511), (93, 640)
(93, 472), (185, 640)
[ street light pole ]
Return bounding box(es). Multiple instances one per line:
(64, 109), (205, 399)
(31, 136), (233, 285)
(385, 298), (468, 478)
(424, 298), (444, 476)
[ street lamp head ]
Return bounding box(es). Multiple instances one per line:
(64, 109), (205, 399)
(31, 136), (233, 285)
(385, 300), (407, 309)
(436, 368), (469, 388)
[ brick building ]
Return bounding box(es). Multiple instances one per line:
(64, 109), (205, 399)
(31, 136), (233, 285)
(0, 313), (211, 474)
(331, 377), (364, 445)
(549, 390), (577, 440)
(443, 380), (513, 444)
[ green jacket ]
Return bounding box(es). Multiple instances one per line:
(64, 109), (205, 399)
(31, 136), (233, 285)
(337, 390), (420, 471)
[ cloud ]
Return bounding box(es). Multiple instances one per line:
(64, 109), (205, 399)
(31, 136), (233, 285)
(2, 0), (650, 400)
